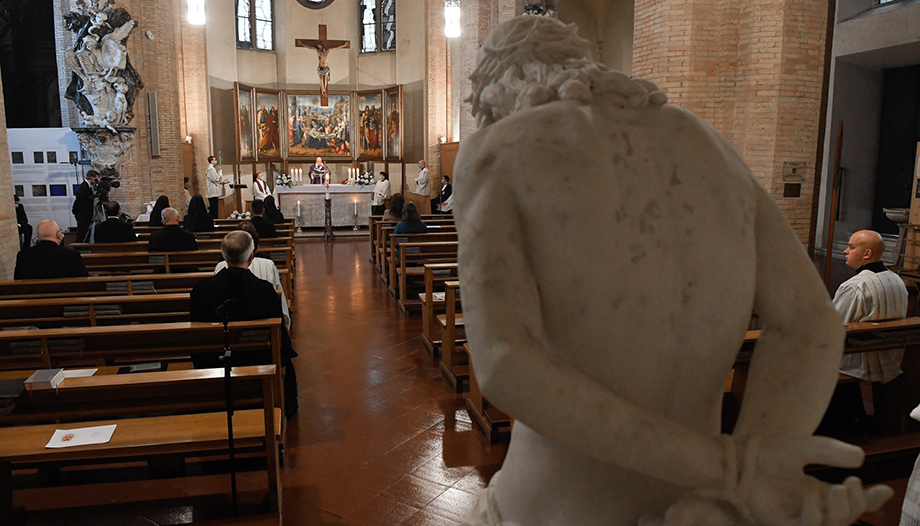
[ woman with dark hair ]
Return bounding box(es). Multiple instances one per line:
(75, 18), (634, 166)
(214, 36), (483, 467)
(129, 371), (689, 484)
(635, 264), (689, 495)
(393, 202), (428, 234)
(183, 194), (216, 232)
(149, 195), (170, 227)
(383, 193), (405, 222)
(263, 195), (285, 224)
(371, 171), (391, 216)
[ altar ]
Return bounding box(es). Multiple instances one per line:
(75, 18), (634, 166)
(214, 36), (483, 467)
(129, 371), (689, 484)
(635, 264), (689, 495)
(274, 185), (375, 228)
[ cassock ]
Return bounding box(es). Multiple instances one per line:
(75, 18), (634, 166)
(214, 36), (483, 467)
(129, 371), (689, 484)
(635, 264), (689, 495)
(14, 241), (89, 280)
(147, 225), (199, 252)
(94, 217), (137, 243)
(415, 167), (430, 196)
(253, 178), (270, 201)
(250, 216), (278, 239)
(190, 267), (298, 417)
(833, 261), (908, 383)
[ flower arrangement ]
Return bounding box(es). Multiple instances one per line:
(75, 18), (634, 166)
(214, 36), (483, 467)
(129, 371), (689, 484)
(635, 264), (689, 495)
(277, 173), (294, 188)
(355, 171), (374, 185)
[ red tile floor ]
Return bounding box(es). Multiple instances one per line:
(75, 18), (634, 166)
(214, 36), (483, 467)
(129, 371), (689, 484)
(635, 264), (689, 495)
(12, 238), (507, 525)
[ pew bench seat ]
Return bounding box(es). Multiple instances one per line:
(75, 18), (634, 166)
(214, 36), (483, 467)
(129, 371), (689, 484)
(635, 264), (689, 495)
(463, 343), (513, 443)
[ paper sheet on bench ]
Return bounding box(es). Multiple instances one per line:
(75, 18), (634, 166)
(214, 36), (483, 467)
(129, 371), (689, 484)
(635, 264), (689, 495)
(63, 369), (97, 378)
(46, 424), (116, 449)
(433, 292), (446, 302)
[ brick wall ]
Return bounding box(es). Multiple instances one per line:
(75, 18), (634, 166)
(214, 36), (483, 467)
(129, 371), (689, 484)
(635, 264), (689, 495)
(457, 0), (519, 142)
(0, 73), (20, 280)
(93, 0), (187, 218)
(426, 0), (449, 179)
(633, 0), (828, 245)
(179, 17), (212, 197)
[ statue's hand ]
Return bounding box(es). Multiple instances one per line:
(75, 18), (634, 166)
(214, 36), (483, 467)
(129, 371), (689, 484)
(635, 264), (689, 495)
(655, 436), (892, 526)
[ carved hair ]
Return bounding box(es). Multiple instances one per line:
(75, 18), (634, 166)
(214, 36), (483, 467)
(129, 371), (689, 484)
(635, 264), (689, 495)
(469, 16), (668, 128)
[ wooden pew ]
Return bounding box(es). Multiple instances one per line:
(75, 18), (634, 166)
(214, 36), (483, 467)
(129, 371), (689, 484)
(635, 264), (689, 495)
(133, 223), (295, 234)
(420, 263), (460, 357)
(79, 248), (294, 303)
(464, 343), (513, 443)
(387, 231), (459, 293)
(726, 318), (920, 455)
(0, 273), (210, 301)
(0, 365), (282, 521)
(73, 236), (293, 254)
(134, 218), (294, 228)
(438, 281), (468, 392)
(369, 214), (452, 264)
(394, 242), (459, 316)
(0, 293), (190, 329)
(373, 220), (455, 274)
(0, 319), (285, 419)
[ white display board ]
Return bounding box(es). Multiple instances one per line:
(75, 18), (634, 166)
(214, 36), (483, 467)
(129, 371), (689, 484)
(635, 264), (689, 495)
(8, 128), (82, 229)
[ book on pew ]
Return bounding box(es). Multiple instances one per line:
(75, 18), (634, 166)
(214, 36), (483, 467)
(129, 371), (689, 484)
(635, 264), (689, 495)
(117, 362), (167, 374)
(240, 329), (272, 342)
(63, 305), (91, 318)
(8, 340), (42, 355)
(432, 269), (452, 277)
(405, 246), (421, 254)
(132, 281), (155, 291)
(148, 255), (166, 264)
(24, 368), (65, 392)
(46, 424), (117, 449)
(0, 378), (25, 401)
(47, 338), (85, 353)
(95, 305), (123, 316)
(106, 282), (129, 292)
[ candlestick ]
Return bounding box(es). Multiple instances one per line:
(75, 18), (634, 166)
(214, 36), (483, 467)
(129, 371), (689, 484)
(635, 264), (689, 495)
(354, 199), (357, 215)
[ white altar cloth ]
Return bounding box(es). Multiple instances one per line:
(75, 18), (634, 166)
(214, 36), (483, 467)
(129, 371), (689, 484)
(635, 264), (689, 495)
(275, 185), (375, 228)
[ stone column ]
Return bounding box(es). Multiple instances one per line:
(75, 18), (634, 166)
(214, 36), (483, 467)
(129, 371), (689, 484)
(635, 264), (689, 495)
(52, 0), (79, 128)
(0, 72), (20, 280)
(179, 12), (212, 198)
(633, 0), (828, 246)
(426, 0), (449, 179)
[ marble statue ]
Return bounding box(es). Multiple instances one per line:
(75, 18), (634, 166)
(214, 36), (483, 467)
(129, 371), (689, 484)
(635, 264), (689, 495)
(454, 15), (892, 526)
(64, 2), (141, 127)
(64, 0), (142, 181)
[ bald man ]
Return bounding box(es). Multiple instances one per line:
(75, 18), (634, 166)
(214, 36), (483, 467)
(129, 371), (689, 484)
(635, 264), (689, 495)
(834, 229), (908, 383)
(14, 220), (89, 280)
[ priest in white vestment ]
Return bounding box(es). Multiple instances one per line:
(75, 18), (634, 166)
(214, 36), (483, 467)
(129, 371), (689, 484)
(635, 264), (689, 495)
(415, 160), (430, 196)
(833, 230), (907, 383)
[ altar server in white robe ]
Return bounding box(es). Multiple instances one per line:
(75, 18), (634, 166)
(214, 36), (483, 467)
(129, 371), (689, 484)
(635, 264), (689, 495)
(253, 172), (270, 201)
(415, 160), (430, 196)
(372, 171), (391, 216)
(833, 229), (908, 384)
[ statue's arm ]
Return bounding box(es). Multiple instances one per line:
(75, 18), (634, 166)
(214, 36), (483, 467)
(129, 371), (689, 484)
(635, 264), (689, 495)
(456, 148), (725, 490)
(733, 183), (845, 437)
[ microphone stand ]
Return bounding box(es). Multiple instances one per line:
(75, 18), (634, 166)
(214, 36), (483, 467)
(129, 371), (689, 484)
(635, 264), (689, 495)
(220, 309), (239, 516)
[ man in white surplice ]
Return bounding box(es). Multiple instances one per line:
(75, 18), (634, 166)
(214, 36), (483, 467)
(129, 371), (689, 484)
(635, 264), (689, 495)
(415, 159), (430, 196)
(833, 229), (907, 383)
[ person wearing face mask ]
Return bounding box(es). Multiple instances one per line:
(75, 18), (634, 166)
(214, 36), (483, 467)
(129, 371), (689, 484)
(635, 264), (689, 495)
(432, 175), (452, 214)
(206, 155), (229, 220)
(414, 159), (431, 197)
(372, 171), (391, 216)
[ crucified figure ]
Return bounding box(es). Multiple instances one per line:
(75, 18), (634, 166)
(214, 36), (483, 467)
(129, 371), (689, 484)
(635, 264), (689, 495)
(295, 25), (351, 106)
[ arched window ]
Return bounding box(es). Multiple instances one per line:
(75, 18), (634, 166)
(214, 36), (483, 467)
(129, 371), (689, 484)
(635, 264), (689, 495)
(360, 0), (396, 53)
(237, 0), (274, 50)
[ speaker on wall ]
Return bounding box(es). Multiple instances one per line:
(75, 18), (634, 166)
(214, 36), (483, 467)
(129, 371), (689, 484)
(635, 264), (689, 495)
(148, 91), (160, 157)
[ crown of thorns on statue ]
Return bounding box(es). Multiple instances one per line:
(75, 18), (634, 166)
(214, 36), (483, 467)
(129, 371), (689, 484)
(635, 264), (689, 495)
(469, 16), (667, 127)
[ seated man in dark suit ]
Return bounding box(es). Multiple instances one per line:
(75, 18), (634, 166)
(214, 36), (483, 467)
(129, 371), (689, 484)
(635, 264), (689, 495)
(189, 231), (298, 417)
(94, 201), (137, 243)
(14, 220), (89, 279)
(248, 199), (278, 239)
(147, 207), (199, 252)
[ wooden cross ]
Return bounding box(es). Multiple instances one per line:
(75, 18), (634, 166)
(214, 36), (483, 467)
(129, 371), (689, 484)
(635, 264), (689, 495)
(295, 25), (351, 106)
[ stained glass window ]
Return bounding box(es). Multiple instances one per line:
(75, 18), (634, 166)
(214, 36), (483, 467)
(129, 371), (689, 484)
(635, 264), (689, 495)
(237, 0), (274, 50)
(360, 0), (395, 53)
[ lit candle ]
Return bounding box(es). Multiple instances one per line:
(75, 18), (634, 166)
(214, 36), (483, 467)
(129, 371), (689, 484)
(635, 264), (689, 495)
(297, 200), (301, 217)
(354, 198), (357, 215)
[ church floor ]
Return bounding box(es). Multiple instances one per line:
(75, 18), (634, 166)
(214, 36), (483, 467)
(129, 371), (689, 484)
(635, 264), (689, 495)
(13, 238), (507, 526)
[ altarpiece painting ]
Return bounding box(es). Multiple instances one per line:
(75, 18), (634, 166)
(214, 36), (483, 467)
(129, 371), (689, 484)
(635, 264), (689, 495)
(286, 92), (353, 158)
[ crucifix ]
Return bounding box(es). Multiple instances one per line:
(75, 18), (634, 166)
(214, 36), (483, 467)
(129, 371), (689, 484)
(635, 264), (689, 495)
(295, 25), (351, 106)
